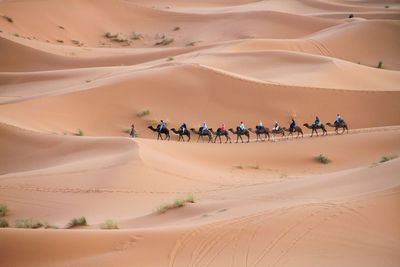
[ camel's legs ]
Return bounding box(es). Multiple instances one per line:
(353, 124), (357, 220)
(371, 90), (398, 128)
(247, 134), (250, 143)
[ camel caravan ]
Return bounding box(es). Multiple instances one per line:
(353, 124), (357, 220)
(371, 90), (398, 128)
(143, 115), (348, 143)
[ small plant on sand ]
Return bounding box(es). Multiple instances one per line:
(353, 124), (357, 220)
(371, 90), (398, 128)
(167, 56), (174, 61)
(0, 30), (3, 33)
(280, 173), (288, 178)
(85, 80), (91, 83)
(63, 131), (68, 135)
(0, 218), (9, 228)
(377, 61), (383, 69)
(185, 41), (197, 47)
(43, 222), (59, 229)
(236, 165), (244, 169)
(56, 39), (64, 43)
(101, 219), (119, 229)
(0, 204), (8, 216)
(3, 15), (13, 23)
(58, 25), (65, 29)
(156, 194), (195, 213)
(248, 165), (260, 169)
(385, 5), (389, 8)
(66, 216), (87, 228)
(105, 32), (118, 38)
(14, 33), (19, 37)
(72, 40), (84, 46)
(131, 32), (143, 40)
(219, 208), (228, 212)
(15, 219), (43, 229)
(173, 26), (180, 31)
(317, 154), (330, 164)
(77, 129), (84, 136)
(137, 109), (151, 117)
(155, 38), (174, 46)
(379, 154), (399, 163)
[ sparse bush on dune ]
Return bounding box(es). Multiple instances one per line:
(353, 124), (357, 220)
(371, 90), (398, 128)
(101, 219), (119, 229)
(317, 154), (330, 164)
(105, 32), (118, 38)
(56, 39), (64, 43)
(0, 218), (9, 228)
(379, 154), (398, 163)
(66, 216), (87, 228)
(185, 41), (197, 47)
(137, 109), (151, 117)
(77, 129), (84, 136)
(15, 219), (43, 229)
(173, 26), (180, 31)
(43, 222), (59, 229)
(14, 33), (19, 37)
(377, 61), (383, 69)
(72, 40), (84, 46)
(167, 56), (174, 61)
(156, 194), (195, 213)
(58, 25), (64, 29)
(155, 38), (174, 46)
(0, 204), (7, 216)
(131, 32), (143, 40)
(3, 15), (13, 23)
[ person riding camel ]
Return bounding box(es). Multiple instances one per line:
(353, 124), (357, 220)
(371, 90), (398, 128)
(290, 119), (296, 132)
(130, 123), (135, 138)
(257, 121), (263, 130)
(336, 114), (342, 125)
(240, 121), (245, 132)
(221, 123), (226, 132)
(159, 120), (166, 131)
(201, 121), (208, 133)
(274, 121), (280, 131)
(180, 122), (187, 133)
(313, 116), (320, 126)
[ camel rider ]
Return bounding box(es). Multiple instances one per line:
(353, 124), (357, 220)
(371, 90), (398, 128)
(202, 121), (207, 133)
(274, 121), (280, 131)
(336, 114), (341, 125)
(160, 120), (166, 131)
(257, 121), (263, 130)
(221, 123), (226, 132)
(180, 122), (187, 132)
(313, 116), (320, 126)
(240, 121), (245, 132)
(290, 119), (296, 132)
(130, 123), (135, 138)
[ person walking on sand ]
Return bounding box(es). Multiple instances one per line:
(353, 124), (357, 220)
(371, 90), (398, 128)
(130, 123), (135, 138)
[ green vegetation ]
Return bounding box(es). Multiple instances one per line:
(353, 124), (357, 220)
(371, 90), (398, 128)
(377, 61), (383, 69)
(0, 204), (7, 216)
(15, 219), (43, 229)
(14, 33), (19, 37)
(3, 15), (13, 23)
(236, 165), (244, 169)
(85, 80), (91, 83)
(43, 222), (59, 229)
(173, 26), (180, 31)
(155, 38), (174, 46)
(379, 154), (399, 163)
(105, 32), (118, 38)
(167, 56), (174, 61)
(137, 109), (151, 117)
(0, 218), (9, 228)
(56, 39), (64, 43)
(66, 216), (87, 228)
(101, 219), (119, 229)
(156, 194), (196, 213)
(77, 129), (84, 136)
(317, 154), (330, 164)
(131, 32), (143, 40)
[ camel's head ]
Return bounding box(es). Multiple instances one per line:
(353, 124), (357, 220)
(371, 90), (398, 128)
(303, 123), (308, 127)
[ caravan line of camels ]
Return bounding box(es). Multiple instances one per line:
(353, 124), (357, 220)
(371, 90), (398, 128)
(147, 120), (349, 143)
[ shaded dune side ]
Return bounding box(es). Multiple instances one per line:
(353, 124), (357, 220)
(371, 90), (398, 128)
(0, 64), (399, 137)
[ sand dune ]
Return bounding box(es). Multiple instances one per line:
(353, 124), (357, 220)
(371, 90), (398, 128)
(0, 0), (399, 266)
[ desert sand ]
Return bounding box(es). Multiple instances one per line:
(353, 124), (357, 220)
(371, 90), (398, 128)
(0, 0), (400, 266)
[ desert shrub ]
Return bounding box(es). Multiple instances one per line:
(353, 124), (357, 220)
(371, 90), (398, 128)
(236, 165), (243, 169)
(131, 32), (143, 40)
(0, 204), (7, 216)
(57, 40), (64, 43)
(105, 32), (118, 38)
(173, 26), (180, 31)
(58, 25), (65, 29)
(3, 15), (13, 23)
(167, 56), (174, 61)
(385, 5), (389, 8)
(15, 219), (43, 229)
(14, 33), (19, 37)
(155, 38), (174, 46)
(101, 219), (119, 229)
(157, 194), (195, 213)
(377, 61), (383, 69)
(379, 154), (399, 163)
(317, 154), (330, 164)
(137, 109), (150, 117)
(66, 216), (87, 228)
(0, 218), (9, 227)
(72, 40), (83, 46)
(77, 129), (84, 136)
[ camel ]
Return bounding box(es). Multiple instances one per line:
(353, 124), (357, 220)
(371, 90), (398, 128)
(270, 127), (285, 138)
(303, 123), (327, 137)
(190, 128), (212, 143)
(148, 125), (170, 140)
(284, 126), (303, 138)
(170, 128), (191, 142)
(248, 127), (270, 142)
(209, 128), (232, 144)
(228, 127), (250, 143)
(326, 121), (349, 134)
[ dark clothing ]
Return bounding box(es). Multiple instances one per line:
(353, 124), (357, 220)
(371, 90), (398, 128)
(290, 120), (296, 131)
